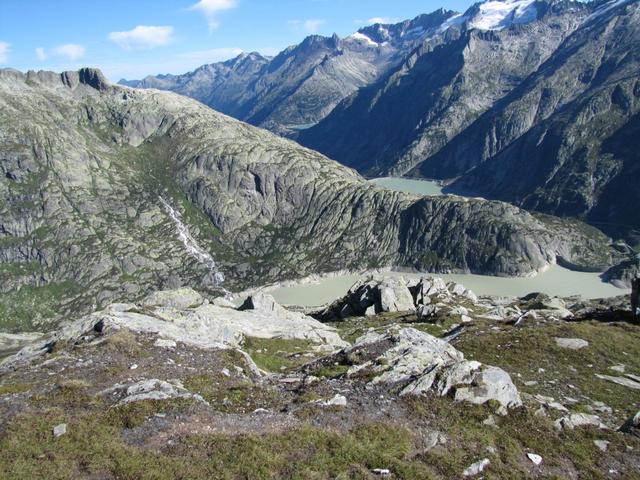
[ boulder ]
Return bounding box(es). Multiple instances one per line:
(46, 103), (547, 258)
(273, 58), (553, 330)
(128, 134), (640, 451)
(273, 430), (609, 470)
(449, 283), (467, 296)
(101, 379), (208, 406)
(417, 304), (438, 321)
(324, 326), (521, 410)
(454, 367), (522, 410)
(595, 374), (640, 390)
(53, 423), (67, 438)
(463, 458), (490, 477)
(142, 288), (205, 310)
(527, 453), (542, 465)
(554, 413), (606, 430)
(324, 394), (347, 407)
(154, 338), (177, 349)
(620, 411), (640, 437)
(555, 338), (589, 350)
(379, 278), (415, 313)
(523, 293), (573, 318)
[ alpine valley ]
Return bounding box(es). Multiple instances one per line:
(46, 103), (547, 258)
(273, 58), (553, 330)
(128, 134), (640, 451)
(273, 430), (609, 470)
(1, 1), (640, 479)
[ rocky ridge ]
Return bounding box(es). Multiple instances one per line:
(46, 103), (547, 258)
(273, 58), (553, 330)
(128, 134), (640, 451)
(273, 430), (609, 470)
(119, 9), (457, 135)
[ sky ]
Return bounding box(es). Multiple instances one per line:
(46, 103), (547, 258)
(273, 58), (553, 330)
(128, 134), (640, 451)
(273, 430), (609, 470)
(0, 0), (476, 81)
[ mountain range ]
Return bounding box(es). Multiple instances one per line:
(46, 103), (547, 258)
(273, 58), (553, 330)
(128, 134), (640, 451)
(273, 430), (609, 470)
(119, 8), (457, 135)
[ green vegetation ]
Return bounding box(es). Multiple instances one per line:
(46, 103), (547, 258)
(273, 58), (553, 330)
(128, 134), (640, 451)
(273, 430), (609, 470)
(457, 319), (640, 419)
(329, 311), (463, 343)
(0, 407), (427, 480)
(1, 394), (635, 479)
(0, 382), (32, 396)
(183, 374), (281, 414)
(106, 399), (196, 429)
(313, 364), (350, 379)
(405, 395), (627, 480)
(0, 281), (82, 332)
(242, 336), (316, 372)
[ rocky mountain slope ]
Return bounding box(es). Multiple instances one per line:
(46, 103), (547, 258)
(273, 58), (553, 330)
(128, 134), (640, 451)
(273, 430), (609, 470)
(0, 67), (622, 331)
(120, 10), (457, 134)
(439, 0), (640, 238)
(299, 0), (640, 239)
(298, 0), (591, 175)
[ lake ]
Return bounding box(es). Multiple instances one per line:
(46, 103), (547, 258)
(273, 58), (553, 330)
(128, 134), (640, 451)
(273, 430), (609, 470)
(370, 177), (444, 196)
(269, 264), (628, 307)
(266, 177), (630, 307)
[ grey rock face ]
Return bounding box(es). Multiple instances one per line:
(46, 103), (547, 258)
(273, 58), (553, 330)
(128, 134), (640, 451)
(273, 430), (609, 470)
(0, 288), (347, 369)
(314, 275), (473, 320)
(0, 67), (619, 331)
(441, 1), (640, 237)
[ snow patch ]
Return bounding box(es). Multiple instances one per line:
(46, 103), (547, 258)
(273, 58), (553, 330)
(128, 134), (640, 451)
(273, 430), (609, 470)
(403, 26), (426, 38)
(469, 0), (538, 31)
(347, 32), (379, 46)
(439, 13), (468, 33)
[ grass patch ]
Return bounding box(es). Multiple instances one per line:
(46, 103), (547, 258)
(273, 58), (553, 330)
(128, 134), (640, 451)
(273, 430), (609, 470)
(183, 374), (280, 414)
(314, 364), (350, 379)
(106, 398), (196, 429)
(0, 382), (32, 396)
(456, 319), (640, 420)
(32, 380), (95, 409)
(0, 281), (82, 332)
(101, 329), (141, 357)
(405, 395), (630, 479)
(0, 408), (433, 479)
(242, 336), (316, 372)
(328, 311), (464, 343)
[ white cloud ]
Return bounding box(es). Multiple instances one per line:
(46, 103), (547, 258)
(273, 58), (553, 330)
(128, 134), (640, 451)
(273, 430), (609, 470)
(288, 19), (326, 34)
(367, 17), (397, 25)
(53, 44), (85, 61)
(0, 42), (9, 64)
(108, 26), (174, 50)
(354, 17), (398, 26)
(179, 47), (243, 63)
(35, 47), (47, 61)
(190, 0), (238, 29)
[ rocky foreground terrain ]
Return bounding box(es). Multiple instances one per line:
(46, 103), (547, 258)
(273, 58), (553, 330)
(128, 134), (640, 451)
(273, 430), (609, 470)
(1, 277), (639, 479)
(1, 67), (628, 332)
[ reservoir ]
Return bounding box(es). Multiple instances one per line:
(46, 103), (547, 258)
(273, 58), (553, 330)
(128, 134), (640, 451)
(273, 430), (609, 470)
(269, 264), (628, 307)
(370, 177), (443, 196)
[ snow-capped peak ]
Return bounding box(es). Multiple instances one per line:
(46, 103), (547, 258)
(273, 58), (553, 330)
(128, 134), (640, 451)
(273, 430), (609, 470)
(468, 0), (539, 31)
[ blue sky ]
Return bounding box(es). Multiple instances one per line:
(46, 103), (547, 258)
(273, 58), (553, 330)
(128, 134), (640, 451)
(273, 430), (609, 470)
(0, 0), (476, 81)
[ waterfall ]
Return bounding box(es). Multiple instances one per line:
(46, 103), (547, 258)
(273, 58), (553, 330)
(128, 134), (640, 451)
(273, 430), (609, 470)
(159, 196), (227, 291)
